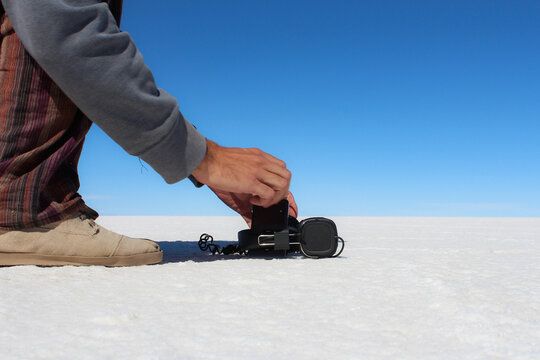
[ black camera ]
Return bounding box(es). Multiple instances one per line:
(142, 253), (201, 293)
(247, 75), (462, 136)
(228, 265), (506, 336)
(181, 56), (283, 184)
(237, 199), (344, 258)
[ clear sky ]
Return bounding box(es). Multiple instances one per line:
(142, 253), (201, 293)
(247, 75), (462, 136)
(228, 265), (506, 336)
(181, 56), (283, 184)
(78, 0), (540, 217)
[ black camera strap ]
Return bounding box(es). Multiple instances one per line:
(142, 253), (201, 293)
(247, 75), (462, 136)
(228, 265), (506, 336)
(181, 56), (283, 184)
(237, 229), (300, 251)
(238, 228), (344, 258)
(198, 217), (345, 258)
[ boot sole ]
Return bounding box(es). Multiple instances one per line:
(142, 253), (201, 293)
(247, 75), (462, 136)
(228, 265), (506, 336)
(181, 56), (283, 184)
(0, 250), (163, 267)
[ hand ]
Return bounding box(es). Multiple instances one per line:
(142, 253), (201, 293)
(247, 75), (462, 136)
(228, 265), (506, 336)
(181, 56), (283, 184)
(210, 190), (298, 227)
(192, 139), (292, 208)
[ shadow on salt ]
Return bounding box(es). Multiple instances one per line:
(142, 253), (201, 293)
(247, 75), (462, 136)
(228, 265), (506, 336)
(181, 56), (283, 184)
(157, 240), (303, 264)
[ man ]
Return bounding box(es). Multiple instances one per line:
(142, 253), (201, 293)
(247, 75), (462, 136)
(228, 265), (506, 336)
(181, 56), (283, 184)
(0, 0), (297, 266)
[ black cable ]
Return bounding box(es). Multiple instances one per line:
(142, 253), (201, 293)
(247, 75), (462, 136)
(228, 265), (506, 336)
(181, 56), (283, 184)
(198, 233), (246, 255)
(333, 237), (345, 257)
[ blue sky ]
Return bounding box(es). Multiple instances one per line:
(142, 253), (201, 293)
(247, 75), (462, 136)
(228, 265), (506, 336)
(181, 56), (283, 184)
(78, 0), (540, 217)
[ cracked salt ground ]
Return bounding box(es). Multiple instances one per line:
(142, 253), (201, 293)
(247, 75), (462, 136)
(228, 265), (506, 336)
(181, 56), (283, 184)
(1, 217), (539, 359)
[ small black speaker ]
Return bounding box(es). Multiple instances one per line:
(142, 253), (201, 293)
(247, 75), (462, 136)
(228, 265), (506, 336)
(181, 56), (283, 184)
(298, 217), (339, 258)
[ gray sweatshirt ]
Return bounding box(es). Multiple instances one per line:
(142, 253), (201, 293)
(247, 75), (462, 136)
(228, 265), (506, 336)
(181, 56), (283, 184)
(1, 0), (207, 185)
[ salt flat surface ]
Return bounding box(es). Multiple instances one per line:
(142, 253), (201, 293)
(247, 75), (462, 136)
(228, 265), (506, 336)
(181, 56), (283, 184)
(1, 217), (540, 359)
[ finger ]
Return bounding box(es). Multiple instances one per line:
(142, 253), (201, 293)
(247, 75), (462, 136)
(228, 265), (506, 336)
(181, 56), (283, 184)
(270, 187), (290, 209)
(287, 192), (298, 218)
(242, 213), (252, 227)
(230, 192), (254, 218)
(250, 196), (284, 210)
(257, 170), (290, 193)
(258, 172), (289, 207)
(249, 181), (276, 207)
(289, 205), (298, 218)
(250, 195), (266, 207)
(263, 162), (292, 182)
(250, 188), (283, 208)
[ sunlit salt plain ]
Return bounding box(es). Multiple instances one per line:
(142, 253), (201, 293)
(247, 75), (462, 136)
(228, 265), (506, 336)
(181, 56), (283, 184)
(1, 217), (539, 359)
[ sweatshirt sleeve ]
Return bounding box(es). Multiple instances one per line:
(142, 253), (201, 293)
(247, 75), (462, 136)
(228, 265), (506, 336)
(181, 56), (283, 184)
(1, 0), (207, 184)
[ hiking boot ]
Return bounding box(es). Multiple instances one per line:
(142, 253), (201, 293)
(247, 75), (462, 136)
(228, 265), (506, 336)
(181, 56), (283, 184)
(0, 215), (163, 267)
